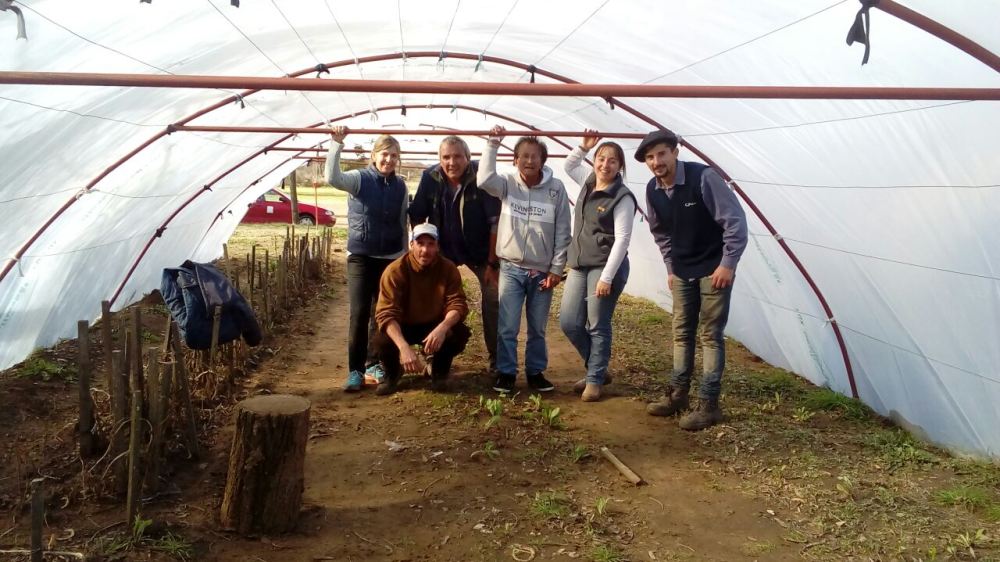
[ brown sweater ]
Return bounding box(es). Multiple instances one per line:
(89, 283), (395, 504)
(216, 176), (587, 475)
(375, 251), (468, 330)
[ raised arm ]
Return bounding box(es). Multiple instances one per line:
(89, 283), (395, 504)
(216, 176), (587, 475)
(324, 126), (362, 195)
(476, 125), (508, 199)
(564, 129), (599, 187)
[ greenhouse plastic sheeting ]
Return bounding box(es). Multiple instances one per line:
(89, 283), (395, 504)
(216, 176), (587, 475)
(1, 0), (998, 457)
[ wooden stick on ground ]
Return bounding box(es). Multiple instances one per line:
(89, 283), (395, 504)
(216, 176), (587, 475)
(599, 446), (646, 486)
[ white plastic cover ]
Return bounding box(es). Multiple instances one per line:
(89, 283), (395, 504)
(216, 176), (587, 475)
(1, 0), (998, 456)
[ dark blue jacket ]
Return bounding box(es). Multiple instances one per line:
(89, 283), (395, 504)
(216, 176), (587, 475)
(161, 261), (261, 350)
(408, 161), (500, 266)
(347, 167), (408, 256)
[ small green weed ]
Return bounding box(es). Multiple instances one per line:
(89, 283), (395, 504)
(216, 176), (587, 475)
(802, 388), (868, 420)
(791, 406), (815, 422)
(530, 491), (570, 519)
(481, 441), (500, 460)
(594, 496), (610, 517)
(863, 429), (936, 469)
(986, 504), (1000, 523)
(590, 544), (626, 562)
(540, 403), (564, 429)
(479, 395), (504, 428)
(741, 539), (777, 556)
(569, 443), (590, 463)
(935, 486), (990, 510)
(527, 393), (543, 411)
(16, 354), (75, 382)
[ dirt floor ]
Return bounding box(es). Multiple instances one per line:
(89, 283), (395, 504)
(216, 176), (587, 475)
(1, 227), (998, 561)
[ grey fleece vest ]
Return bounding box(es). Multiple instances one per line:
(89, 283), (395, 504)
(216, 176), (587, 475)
(567, 174), (636, 269)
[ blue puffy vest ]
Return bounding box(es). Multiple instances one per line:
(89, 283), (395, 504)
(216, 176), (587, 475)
(347, 167), (408, 256)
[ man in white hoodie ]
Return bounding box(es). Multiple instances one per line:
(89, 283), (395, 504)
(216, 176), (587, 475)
(477, 125), (572, 393)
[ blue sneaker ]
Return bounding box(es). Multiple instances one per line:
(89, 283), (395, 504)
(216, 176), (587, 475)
(365, 363), (386, 384)
(344, 370), (364, 392)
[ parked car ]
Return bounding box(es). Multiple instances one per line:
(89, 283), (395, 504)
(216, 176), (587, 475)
(242, 189), (336, 226)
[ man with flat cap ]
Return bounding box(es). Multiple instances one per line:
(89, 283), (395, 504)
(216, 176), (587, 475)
(636, 129), (748, 430)
(372, 222), (471, 396)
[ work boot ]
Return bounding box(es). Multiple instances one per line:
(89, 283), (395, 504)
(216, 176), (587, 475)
(430, 375), (449, 392)
(581, 383), (602, 402)
(375, 377), (399, 396)
(573, 373), (613, 394)
(645, 385), (689, 417)
(679, 397), (723, 431)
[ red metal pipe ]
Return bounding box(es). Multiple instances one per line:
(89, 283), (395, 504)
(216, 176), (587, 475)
(877, 0), (1000, 74)
(109, 104), (577, 304)
(2, 71), (998, 100)
(176, 125), (646, 139)
(15, 51), (870, 399)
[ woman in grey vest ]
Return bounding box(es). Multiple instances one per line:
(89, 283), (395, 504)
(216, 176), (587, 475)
(326, 127), (409, 393)
(560, 131), (637, 402)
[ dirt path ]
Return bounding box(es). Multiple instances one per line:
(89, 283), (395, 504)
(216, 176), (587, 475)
(201, 263), (800, 562)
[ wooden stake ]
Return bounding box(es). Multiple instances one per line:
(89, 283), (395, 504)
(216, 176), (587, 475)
(30, 478), (44, 562)
(110, 350), (130, 494)
(130, 306), (144, 398)
(170, 323), (201, 460)
(101, 300), (114, 389)
(77, 320), (95, 457)
(209, 305), (222, 366)
(125, 367), (144, 524)
(599, 446), (646, 486)
(145, 349), (170, 494)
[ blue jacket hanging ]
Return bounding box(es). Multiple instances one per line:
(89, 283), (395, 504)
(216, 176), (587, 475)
(160, 260), (262, 350)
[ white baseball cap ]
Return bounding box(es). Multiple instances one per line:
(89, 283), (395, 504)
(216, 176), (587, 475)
(411, 222), (439, 241)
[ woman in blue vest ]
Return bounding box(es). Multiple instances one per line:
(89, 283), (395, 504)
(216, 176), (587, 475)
(326, 127), (409, 392)
(560, 130), (637, 402)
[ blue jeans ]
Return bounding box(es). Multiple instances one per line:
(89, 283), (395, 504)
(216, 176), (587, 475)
(559, 259), (629, 384)
(496, 261), (554, 378)
(671, 275), (733, 399)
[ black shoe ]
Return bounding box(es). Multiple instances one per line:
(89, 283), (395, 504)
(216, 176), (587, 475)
(527, 373), (555, 392)
(492, 374), (516, 393)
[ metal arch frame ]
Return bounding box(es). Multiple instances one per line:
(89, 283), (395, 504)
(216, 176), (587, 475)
(5, 3), (996, 393)
(107, 104), (592, 306)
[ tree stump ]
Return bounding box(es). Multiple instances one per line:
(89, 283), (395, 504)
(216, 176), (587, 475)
(220, 394), (311, 535)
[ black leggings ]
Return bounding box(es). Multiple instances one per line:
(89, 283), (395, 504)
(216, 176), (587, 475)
(346, 254), (393, 373)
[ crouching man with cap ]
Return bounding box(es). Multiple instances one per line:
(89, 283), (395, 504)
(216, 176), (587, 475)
(372, 223), (472, 395)
(636, 129), (748, 430)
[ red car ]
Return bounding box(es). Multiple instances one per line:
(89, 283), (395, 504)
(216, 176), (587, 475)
(242, 189), (336, 226)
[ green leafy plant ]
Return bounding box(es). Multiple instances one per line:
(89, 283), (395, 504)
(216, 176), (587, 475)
(802, 388), (869, 420)
(935, 486), (990, 510)
(480, 396), (504, 428)
(791, 406), (815, 422)
(530, 491), (570, 519)
(590, 544), (626, 562)
(540, 404), (563, 429)
(482, 441), (500, 460)
(594, 496), (610, 517)
(569, 443), (590, 463)
(527, 393), (543, 411)
(16, 353), (75, 382)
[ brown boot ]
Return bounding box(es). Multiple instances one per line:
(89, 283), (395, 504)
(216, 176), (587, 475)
(679, 397), (723, 431)
(581, 383), (602, 402)
(645, 386), (689, 417)
(574, 373), (613, 394)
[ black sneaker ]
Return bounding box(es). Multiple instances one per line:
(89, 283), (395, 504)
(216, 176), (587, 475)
(527, 373), (555, 392)
(492, 374), (516, 393)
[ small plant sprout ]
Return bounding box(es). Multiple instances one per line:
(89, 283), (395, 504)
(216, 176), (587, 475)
(540, 404), (563, 429)
(569, 443), (590, 463)
(595, 496), (610, 516)
(791, 406), (814, 422)
(483, 441), (500, 459)
(528, 394), (543, 411)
